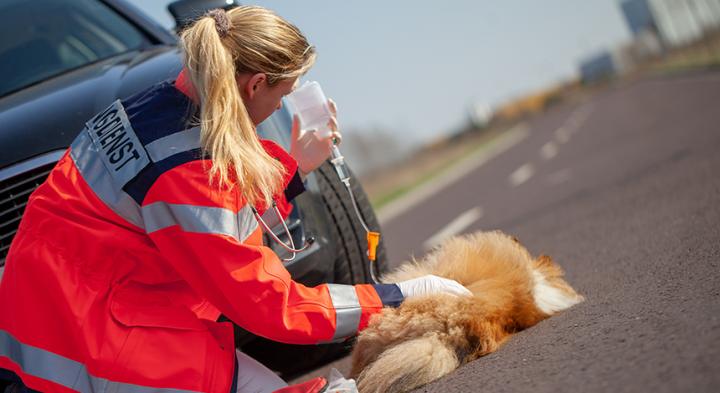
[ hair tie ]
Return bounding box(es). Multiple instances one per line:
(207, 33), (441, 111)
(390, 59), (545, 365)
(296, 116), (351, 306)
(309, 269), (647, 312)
(208, 9), (230, 38)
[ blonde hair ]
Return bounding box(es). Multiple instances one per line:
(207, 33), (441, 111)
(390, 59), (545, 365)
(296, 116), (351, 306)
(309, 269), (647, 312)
(179, 6), (316, 206)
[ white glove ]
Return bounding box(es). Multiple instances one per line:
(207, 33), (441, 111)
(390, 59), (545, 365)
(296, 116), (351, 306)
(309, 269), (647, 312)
(396, 275), (472, 298)
(289, 100), (342, 175)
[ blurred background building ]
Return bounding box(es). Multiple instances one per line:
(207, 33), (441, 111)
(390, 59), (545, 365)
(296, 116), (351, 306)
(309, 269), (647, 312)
(648, 0), (720, 47)
(579, 0), (720, 83)
(579, 50), (629, 83)
(622, 0), (656, 35)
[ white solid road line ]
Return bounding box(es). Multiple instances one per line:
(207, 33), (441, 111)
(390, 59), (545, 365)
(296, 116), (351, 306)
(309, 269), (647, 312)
(540, 142), (558, 160)
(377, 123), (529, 225)
(423, 207), (483, 251)
(509, 163), (534, 187)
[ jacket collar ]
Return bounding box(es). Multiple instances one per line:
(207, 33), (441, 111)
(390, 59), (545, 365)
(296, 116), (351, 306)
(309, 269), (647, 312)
(174, 68), (199, 103)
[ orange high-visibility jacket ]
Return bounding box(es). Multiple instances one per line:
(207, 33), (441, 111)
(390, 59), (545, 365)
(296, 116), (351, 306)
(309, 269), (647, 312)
(0, 77), (403, 392)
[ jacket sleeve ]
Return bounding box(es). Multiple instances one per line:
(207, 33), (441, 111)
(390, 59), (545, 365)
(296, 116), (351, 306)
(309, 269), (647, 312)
(141, 160), (403, 344)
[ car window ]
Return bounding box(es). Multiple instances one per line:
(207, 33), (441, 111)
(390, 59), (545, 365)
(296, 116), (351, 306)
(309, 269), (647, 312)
(0, 0), (147, 97)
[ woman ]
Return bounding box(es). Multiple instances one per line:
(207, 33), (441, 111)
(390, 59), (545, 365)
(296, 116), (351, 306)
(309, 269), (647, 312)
(0, 6), (469, 393)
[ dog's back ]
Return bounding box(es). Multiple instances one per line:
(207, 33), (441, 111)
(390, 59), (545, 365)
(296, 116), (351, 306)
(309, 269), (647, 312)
(351, 231), (584, 393)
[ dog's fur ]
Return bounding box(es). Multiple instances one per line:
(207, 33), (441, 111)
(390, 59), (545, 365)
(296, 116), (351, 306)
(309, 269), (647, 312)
(350, 230), (584, 393)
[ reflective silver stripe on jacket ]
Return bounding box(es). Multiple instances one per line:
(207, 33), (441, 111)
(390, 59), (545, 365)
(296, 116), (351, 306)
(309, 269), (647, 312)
(142, 202), (258, 242)
(70, 125), (145, 229)
(144, 127), (201, 163)
(0, 330), (199, 393)
(322, 284), (362, 343)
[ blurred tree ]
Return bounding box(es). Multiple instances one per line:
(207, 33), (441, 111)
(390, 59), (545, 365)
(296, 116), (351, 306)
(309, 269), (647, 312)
(340, 126), (411, 176)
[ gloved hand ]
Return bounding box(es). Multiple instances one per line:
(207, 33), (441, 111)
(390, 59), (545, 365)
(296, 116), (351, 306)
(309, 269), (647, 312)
(396, 275), (472, 298)
(289, 99), (342, 175)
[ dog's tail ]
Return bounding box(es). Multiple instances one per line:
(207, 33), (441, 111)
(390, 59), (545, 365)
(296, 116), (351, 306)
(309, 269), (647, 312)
(356, 334), (459, 393)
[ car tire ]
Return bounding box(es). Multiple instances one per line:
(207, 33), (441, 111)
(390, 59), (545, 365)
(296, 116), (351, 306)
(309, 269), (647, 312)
(315, 161), (387, 284)
(241, 161), (388, 379)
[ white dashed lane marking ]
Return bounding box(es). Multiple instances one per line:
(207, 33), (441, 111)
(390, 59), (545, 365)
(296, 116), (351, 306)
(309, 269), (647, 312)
(423, 207), (483, 250)
(512, 105), (590, 190)
(540, 142), (558, 160)
(509, 163), (534, 187)
(554, 126), (571, 144)
(378, 124), (529, 224)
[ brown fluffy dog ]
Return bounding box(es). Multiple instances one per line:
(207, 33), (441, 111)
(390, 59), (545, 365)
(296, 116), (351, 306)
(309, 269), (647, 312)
(350, 230), (584, 393)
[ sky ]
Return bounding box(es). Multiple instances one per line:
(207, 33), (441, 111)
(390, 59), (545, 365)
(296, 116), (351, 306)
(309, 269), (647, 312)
(131, 1), (632, 146)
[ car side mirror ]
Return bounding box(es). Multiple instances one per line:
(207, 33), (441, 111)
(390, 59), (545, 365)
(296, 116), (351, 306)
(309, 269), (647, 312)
(168, 0), (240, 32)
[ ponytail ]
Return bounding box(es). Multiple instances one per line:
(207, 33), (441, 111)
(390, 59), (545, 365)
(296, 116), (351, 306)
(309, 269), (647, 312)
(179, 7), (313, 206)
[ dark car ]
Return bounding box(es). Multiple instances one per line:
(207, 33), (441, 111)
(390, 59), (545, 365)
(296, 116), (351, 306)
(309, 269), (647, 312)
(0, 0), (385, 377)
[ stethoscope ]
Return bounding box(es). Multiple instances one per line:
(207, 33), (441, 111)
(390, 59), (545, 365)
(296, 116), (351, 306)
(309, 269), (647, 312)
(250, 145), (382, 283)
(251, 201), (314, 262)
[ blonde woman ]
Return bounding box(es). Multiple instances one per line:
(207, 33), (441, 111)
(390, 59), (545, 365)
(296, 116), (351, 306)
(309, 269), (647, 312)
(0, 6), (469, 393)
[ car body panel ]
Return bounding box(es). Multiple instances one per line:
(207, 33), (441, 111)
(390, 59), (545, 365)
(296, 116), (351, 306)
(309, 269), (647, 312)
(0, 46), (182, 169)
(0, 0), (342, 285)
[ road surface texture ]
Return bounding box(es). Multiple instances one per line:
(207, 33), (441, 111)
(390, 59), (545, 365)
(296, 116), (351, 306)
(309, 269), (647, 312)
(297, 70), (720, 392)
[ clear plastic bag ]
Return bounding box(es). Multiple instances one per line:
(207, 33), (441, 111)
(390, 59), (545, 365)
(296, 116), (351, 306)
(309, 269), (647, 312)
(325, 368), (359, 393)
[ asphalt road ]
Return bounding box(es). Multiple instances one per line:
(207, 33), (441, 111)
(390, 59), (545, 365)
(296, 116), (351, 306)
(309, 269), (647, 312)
(299, 70), (720, 392)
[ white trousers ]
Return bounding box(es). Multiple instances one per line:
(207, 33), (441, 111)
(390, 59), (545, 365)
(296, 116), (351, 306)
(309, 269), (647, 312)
(235, 350), (288, 393)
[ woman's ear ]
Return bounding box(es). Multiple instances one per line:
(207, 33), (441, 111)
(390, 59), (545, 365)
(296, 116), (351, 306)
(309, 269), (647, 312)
(242, 73), (267, 100)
